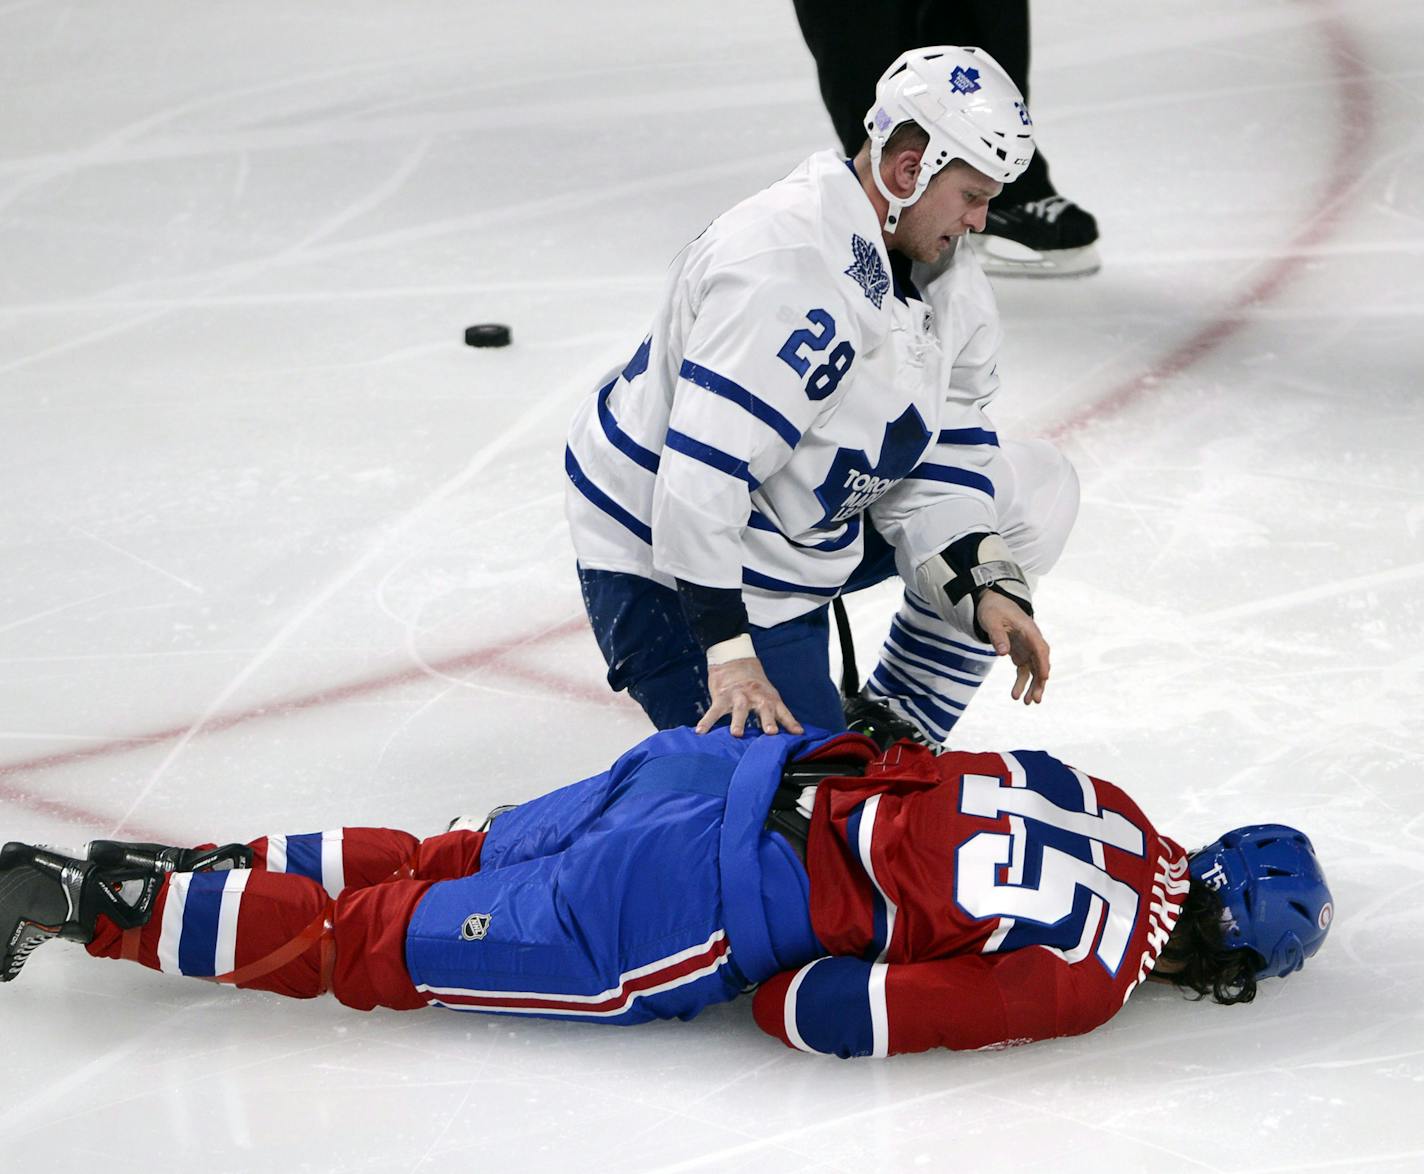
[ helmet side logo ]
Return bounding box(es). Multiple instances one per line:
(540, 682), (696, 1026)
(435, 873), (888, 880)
(1198, 860), (1229, 890)
(1317, 902), (1334, 930)
(1014, 100), (1033, 127)
(949, 66), (981, 94)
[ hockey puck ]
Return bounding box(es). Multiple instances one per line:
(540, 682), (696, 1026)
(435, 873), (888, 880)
(464, 323), (511, 348)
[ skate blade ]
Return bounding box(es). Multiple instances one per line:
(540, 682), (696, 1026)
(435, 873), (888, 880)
(969, 236), (1101, 279)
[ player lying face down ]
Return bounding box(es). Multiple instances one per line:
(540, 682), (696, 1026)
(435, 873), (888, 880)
(0, 727), (1331, 1057)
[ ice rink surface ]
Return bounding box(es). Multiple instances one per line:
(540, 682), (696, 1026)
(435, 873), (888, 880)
(2, 0), (1422, 1169)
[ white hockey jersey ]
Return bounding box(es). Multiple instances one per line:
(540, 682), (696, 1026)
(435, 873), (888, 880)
(565, 149), (1006, 629)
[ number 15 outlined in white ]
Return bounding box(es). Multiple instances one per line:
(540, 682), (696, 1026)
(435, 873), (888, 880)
(955, 760), (1146, 976)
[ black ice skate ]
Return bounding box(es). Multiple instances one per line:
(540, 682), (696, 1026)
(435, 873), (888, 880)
(972, 195), (1101, 278)
(86, 839), (253, 874)
(842, 693), (937, 753)
(0, 843), (164, 983)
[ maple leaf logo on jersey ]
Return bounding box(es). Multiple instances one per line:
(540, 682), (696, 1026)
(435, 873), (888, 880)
(949, 66), (981, 94)
(845, 234), (890, 309)
(812, 404), (931, 528)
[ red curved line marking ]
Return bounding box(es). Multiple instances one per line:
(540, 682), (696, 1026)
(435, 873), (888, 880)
(1046, 3), (1369, 441)
(0, 616), (617, 836)
(0, 4), (1371, 836)
(0, 787), (168, 843)
(0, 616), (596, 782)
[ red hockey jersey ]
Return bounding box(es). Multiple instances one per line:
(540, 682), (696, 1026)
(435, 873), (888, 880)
(752, 741), (1191, 1056)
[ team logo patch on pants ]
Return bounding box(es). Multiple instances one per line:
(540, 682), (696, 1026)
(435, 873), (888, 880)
(460, 913), (492, 941)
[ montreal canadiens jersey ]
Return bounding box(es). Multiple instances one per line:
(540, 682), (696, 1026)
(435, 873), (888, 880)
(565, 150), (1006, 628)
(753, 741), (1191, 1057)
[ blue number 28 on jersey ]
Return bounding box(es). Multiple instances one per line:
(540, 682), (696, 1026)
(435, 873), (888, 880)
(777, 309), (856, 401)
(954, 764), (1147, 977)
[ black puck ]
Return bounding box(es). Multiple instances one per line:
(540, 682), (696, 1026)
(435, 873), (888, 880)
(464, 323), (511, 348)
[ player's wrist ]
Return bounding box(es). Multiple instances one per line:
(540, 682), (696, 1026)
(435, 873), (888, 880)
(916, 532), (1033, 641)
(706, 633), (757, 666)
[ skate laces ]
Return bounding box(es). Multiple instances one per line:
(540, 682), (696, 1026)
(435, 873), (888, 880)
(4, 926), (56, 979)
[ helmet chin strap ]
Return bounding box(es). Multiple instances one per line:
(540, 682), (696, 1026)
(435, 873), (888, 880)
(869, 138), (934, 234)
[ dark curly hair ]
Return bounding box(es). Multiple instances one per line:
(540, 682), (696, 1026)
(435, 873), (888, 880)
(1157, 877), (1260, 1006)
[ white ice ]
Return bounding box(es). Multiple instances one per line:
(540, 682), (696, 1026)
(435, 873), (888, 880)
(1, 0), (1421, 1169)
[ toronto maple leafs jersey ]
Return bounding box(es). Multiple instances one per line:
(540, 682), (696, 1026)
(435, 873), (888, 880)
(754, 740), (1192, 1057)
(565, 150), (1006, 628)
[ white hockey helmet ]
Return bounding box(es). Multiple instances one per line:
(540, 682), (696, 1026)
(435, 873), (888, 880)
(865, 45), (1036, 232)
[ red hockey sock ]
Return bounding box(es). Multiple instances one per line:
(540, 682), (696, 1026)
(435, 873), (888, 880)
(87, 868), (334, 998)
(248, 827), (421, 895)
(84, 827), (480, 1009)
(411, 829), (485, 881)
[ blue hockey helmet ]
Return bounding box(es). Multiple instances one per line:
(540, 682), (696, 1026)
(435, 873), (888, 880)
(1189, 825), (1333, 979)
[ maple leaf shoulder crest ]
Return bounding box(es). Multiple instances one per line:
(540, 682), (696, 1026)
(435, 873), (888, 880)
(844, 234), (890, 309)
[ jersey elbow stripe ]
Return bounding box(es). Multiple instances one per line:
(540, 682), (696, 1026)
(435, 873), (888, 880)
(904, 463), (995, 498)
(742, 567), (843, 597)
(665, 429), (760, 488)
(783, 961), (820, 1053)
(565, 446), (653, 544)
(597, 378), (660, 474)
(805, 516), (862, 552)
(746, 511), (862, 553)
(679, 360), (802, 448)
(852, 795), (898, 962)
(937, 427), (999, 447)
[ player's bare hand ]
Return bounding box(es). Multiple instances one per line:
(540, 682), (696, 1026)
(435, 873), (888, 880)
(697, 657), (804, 737)
(975, 592), (1051, 704)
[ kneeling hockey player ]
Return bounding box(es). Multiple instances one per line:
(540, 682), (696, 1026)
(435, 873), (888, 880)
(0, 727), (1331, 1058)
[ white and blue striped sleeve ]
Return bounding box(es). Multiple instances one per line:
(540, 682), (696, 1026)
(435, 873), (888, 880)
(650, 249), (859, 589)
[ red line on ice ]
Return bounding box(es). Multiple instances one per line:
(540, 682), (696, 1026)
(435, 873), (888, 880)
(0, 617), (615, 834)
(1045, 4), (1370, 442)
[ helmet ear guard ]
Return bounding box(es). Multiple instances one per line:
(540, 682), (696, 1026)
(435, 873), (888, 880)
(1189, 824), (1334, 980)
(864, 45), (1036, 232)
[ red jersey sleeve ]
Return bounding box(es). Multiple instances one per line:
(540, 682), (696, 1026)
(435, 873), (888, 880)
(753, 943), (1131, 1058)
